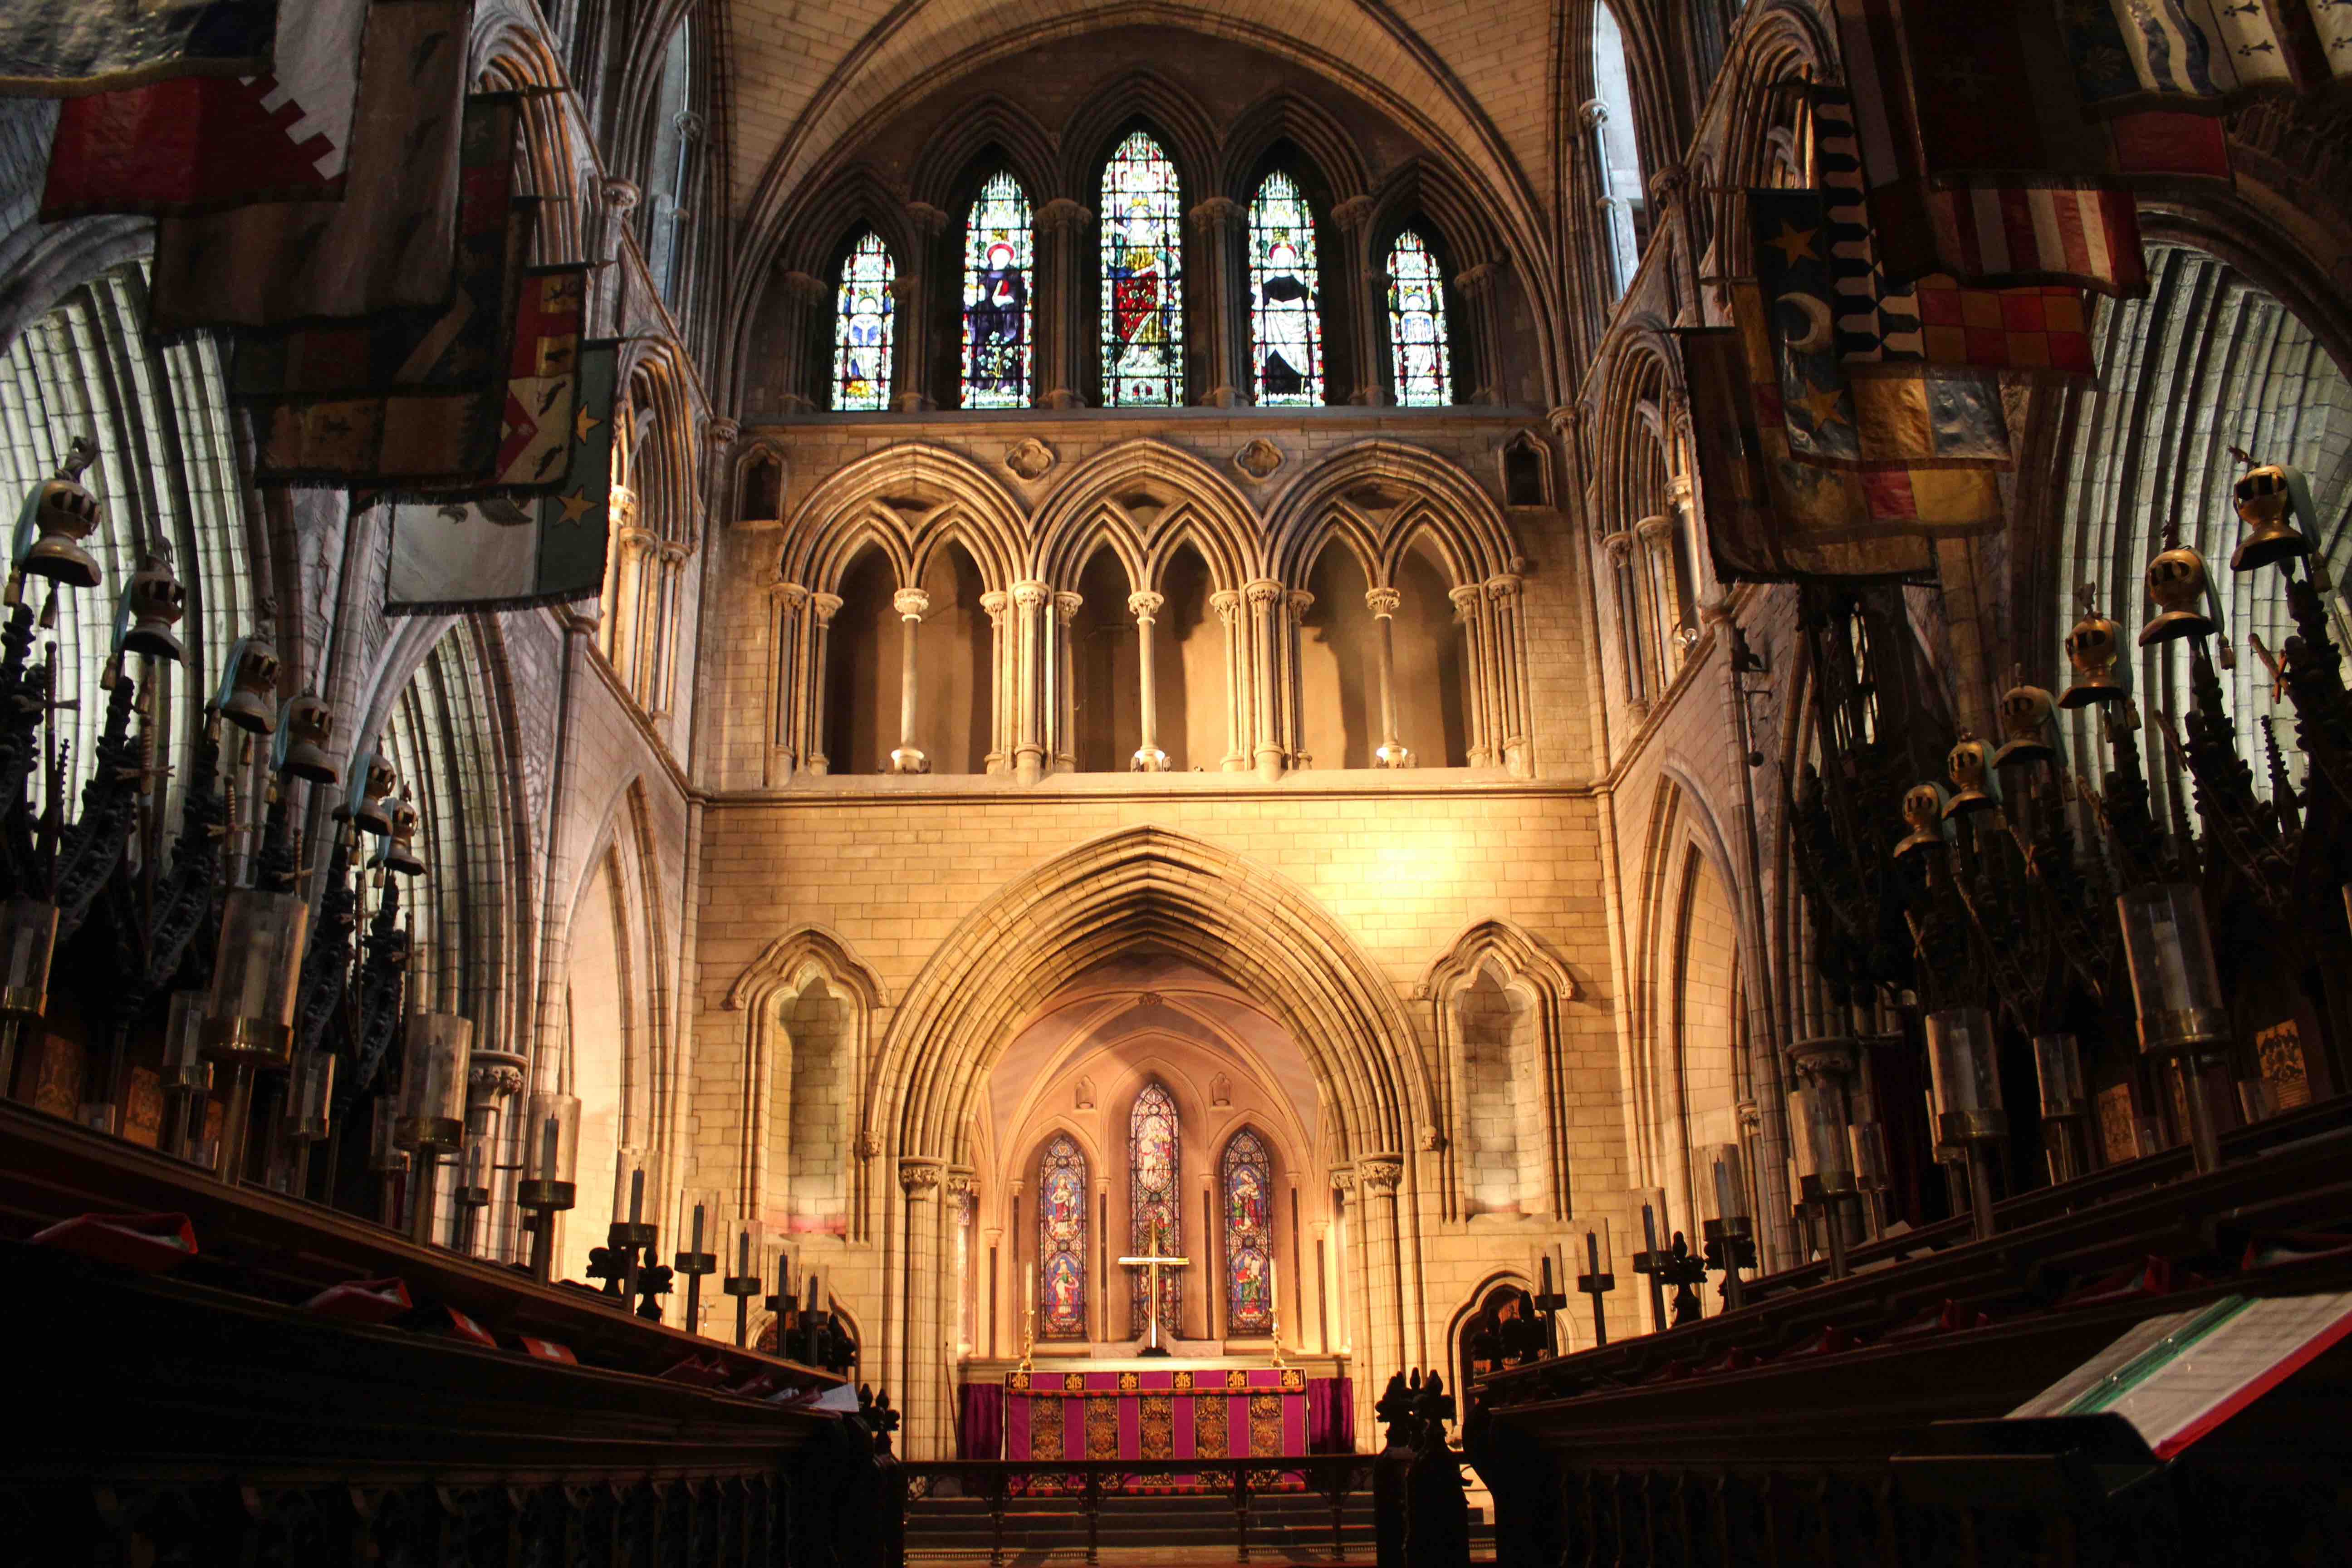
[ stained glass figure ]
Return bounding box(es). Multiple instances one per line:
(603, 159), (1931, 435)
(1386, 230), (1451, 407)
(1220, 1127), (1275, 1336)
(1127, 1081), (1182, 1338)
(961, 171), (1034, 408)
(1248, 171), (1322, 406)
(833, 230), (895, 411)
(1037, 1132), (1089, 1340)
(1099, 131), (1184, 406)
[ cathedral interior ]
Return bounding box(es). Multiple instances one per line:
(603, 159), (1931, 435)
(4, 0), (2352, 1564)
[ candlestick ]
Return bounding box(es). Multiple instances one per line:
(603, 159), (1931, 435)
(722, 1221), (765, 1349)
(516, 1093), (579, 1282)
(1574, 1221), (1616, 1348)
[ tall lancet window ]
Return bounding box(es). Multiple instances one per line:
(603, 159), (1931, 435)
(1591, 3), (1645, 297)
(960, 171), (1034, 408)
(1037, 1133), (1090, 1340)
(1386, 230), (1451, 406)
(1099, 131), (1184, 406)
(1248, 171), (1322, 406)
(1127, 1081), (1182, 1338)
(1220, 1128), (1275, 1336)
(833, 230), (895, 411)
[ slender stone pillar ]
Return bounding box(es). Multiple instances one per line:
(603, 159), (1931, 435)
(805, 592), (842, 774)
(980, 589), (1010, 774)
(767, 583), (806, 785)
(1013, 581), (1049, 783)
(1245, 580), (1286, 781)
(1186, 198), (1246, 406)
(889, 588), (930, 774)
(899, 1158), (945, 1454)
(1454, 262), (1507, 405)
(1211, 589), (1245, 770)
(1450, 583), (1493, 766)
(1332, 194), (1380, 406)
(1054, 592), (1083, 770)
(1486, 574), (1532, 775)
(1284, 589), (1314, 767)
(1366, 586), (1410, 767)
(1035, 199), (1093, 409)
(776, 272), (829, 412)
(1128, 590), (1167, 771)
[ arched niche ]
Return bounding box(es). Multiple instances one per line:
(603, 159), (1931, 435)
(1071, 547), (1135, 774)
(825, 545), (899, 775)
(1300, 540), (1377, 769)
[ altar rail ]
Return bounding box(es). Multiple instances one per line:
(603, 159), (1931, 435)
(1468, 1094), (2352, 1567)
(901, 1456), (1379, 1565)
(0, 1100), (853, 1568)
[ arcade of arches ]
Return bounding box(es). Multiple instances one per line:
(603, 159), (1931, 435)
(10, 0), (2352, 1491)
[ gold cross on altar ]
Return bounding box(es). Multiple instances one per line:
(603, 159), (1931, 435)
(1115, 1244), (1191, 1355)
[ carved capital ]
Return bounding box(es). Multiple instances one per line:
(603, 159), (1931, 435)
(1648, 164), (1687, 209)
(769, 579), (808, 608)
(1286, 589), (1315, 617)
(810, 591), (845, 627)
(1013, 579), (1051, 611)
(905, 201), (949, 236)
(1127, 590), (1164, 624)
(781, 270), (828, 304)
(1448, 583), (1485, 616)
(1329, 1166), (1358, 1193)
(887, 274), (922, 305)
(1454, 262), (1499, 296)
(705, 416), (741, 450)
(1037, 197), (1094, 233)
(945, 1169), (978, 1199)
(893, 587), (931, 621)
(1054, 590), (1083, 626)
(603, 177), (641, 214)
(980, 588), (1009, 625)
(1635, 513), (1675, 544)
(1485, 573), (1524, 602)
(1186, 196), (1242, 232)
(1210, 589), (1242, 626)
(1546, 403), (1583, 437)
(1331, 194), (1375, 233)
(1244, 578), (1284, 611)
(1363, 587), (1401, 618)
(1358, 1159), (1403, 1192)
(1601, 530), (1636, 566)
(899, 1158), (943, 1196)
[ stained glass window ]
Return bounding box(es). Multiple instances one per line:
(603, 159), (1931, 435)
(1592, 4), (1643, 298)
(1220, 1128), (1275, 1336)
(832, 231), (895, 411)
(1037, 1133), (1089, 1340)
(1386, 230), (1451, 407)
(1248, 171), (1322, 406)
(960, 171), (1034, 408)
(1127, 1081), (1182, 1339)
(1099, 131), (1184, 407)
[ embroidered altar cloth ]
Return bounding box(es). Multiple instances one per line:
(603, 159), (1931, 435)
(1003, 1366), (1309, 1469)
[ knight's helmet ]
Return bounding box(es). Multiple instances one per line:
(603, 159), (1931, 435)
(13, 435), (104, 592)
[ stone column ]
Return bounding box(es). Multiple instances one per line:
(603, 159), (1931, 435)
(1245, 579), (1286, 781)
(1012, 580), (1049, 783)
(1332, 194), (1380, 406)
(1186, 197), (1245, 406)
(805, 591), (842, 774)
(703, 416), (740, 524)
(946, 1170), (977, 1353)
(1211, 589), (1246, 770)
(654, 539), (690, 715)
(890, 587), (930, 774)
(1054, 591), (1083, 770)
(1035, 198), (1093, 409)
(894, 201), (947, 412)
(980, 589), (1010, 775)
(1357, 1159), (1403, 1404)
(606, 522), (655, 696)
(767, 583), (807, 784)
(1128, 590), (1168, 772)
(1450, 583), (1494, 766)
(1366, 586), (1410, 767)
(1486, 573), (1532, 775)
(777, 271), (830, 412)
(1637, 512), (1683, 676)
(1602, 530), (1647, 718)
(1284, 589), (1314, 767)
(463, 1046), (527, 1259)
(1454, 262), (1506, 405)
(899, 1158), (945, 1455)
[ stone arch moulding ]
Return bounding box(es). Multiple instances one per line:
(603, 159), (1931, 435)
(722, 926), (890, 1245)
(1416, 918), (1580, 1225)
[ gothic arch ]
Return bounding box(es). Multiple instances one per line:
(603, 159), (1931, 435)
(779, 443), (1027, 593)
(872, 825), (1429, 1164)
(910, 98), (1062, 211)
(1418, 918), (1582, 1222)
(1219, 91), (1369, 206)
(1266, 440), (1514, 586)
(1059, 72), (1220, 200)
(1034, 439), (1263, 593)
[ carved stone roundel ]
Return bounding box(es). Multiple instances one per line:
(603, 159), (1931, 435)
(1234, 438), (1283, 482)
(1006, 438), (1057, 481)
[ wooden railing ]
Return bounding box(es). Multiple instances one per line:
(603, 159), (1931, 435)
(900, 1455), (1379, 1565)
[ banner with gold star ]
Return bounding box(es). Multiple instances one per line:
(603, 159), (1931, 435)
(1747, 188), (2011, 474)
(384, 341), (619, 615)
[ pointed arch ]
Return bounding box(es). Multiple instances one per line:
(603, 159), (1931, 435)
(1060, 72), (1218, 199)
(779, 443), (1027, 594)
(1266, 440), (1516, 586)
(1034, 439), (1263, 593)
(908, 98), (1059, 214)
(1418, 917), (1583, 1223)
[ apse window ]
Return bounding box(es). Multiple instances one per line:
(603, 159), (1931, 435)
(1387, 229), (1452, 407)
(1100, 131), (1185, 407)
(832, 230), (895, 412)
(960, 172), (1035, 409)
(1248, 171), (1323, 407)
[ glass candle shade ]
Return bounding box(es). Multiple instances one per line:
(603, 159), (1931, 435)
(725, 1218), (768, 1292)
(677, 1186), (725, 1270)
(283, 1051), (335, 1142)
(2117, 884), (2229, 1056)
(393, 1012), (472, 1151)
(0, 896), (58, 1019)
(201, 888), (309, 1068)
(1847, 1122), (1891, 1193)
(162, 990), (211, 1094)
(611, 1146), (649, 1233)
(2034, 1033), (2087, 1118)
(1582, 1217), (1612, 1278)
(1703, 1142), (1750, 1224)
(517, 1089), (580, 1211)
(1927, 1005), (2007, 1144)
(457, 1137), (492, 1200)
(1788, 1086), (1856, 1196)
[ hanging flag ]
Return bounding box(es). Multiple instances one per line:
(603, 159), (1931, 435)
(2054, 1), (2293, 113)
(385, 341), (622, 615)
(141, 2), (470, 330)
(1812, 86), (2097, 381)
(1748, 189), (2011, 473)
(2306, 1), (2352, 78)
(1680, 325), (1934, 584)
(0, 1), (276, 95)
(36, 0), (372, 215)
(1828, 0), (2233, 296)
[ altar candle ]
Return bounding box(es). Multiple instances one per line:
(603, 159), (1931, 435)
(738, 1227), (751, 1277)
(539, 1116), (559, 1187)
(691, 1198), (706, 1255)
(628, 1166), (645, 1226)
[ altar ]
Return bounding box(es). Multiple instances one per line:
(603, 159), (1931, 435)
(956, 1356), (1353, 1471)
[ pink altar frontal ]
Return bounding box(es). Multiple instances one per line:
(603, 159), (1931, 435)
(1002, 1366), (1311, 1487)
